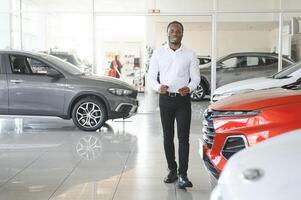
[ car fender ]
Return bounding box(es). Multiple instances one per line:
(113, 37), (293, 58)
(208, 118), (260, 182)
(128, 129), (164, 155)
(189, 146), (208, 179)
(65, 91), (111, 119)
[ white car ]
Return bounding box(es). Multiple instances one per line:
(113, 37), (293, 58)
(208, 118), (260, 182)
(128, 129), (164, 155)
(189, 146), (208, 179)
(212, 61), (301, 102)
(210, 129), (301, 200)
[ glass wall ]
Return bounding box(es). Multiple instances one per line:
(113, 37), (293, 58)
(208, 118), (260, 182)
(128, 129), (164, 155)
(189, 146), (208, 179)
(22, 13), (47, 51)
(0, 14), (10, 49)
(46, 13), (93, 72)
(1, 0), (301, 92)
(95, 16), (145, 89)
(283, 13), (301, 62)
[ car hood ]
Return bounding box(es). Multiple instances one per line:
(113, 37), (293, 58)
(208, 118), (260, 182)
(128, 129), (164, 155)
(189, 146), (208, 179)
(210, 88), (301, 110)
(81, 74), (135, 90)
(214, 77), (280, 95)
(215, 129), (301, 200)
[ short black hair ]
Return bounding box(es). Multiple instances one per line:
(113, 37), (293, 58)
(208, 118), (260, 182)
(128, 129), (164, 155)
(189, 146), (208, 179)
(167, 21), (184, 33)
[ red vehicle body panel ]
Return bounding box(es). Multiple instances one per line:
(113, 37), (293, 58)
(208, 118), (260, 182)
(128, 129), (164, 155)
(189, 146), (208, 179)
(202, 88), (301, 176)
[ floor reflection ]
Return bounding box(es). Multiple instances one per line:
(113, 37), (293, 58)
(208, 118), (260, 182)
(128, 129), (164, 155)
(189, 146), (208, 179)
(0, 95), (212, 200)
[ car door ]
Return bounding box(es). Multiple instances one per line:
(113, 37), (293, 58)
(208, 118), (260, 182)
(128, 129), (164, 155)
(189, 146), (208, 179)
(6, 54), (66, 116)
(261, 56), (279, 76)
(238, 56), (265, 79)
(0, 54), (8, 114)
(217, 56), (241, 87)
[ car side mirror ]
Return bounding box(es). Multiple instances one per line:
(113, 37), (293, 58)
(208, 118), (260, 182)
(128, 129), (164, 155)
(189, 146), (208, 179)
(46, 68), (61, 78)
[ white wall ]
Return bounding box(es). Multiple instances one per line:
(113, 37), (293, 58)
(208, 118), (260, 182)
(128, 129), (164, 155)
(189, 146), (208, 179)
(154, 21), (278, 57)
(155, 26), (211, 56)
(216, 30), (276, 56)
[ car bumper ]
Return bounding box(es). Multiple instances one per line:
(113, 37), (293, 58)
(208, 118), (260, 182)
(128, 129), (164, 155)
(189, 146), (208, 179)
(199, 138), (220, 180)
(114, 100), (139, 118)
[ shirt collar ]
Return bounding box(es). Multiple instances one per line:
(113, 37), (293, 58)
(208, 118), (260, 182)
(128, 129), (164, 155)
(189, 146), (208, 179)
(164, 44), (184, 52)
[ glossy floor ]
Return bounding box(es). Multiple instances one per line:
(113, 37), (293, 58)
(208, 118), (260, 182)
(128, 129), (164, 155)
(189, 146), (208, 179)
(0, 93), (211, 200)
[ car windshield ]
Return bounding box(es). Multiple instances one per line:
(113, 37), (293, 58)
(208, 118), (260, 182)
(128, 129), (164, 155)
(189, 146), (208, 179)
(272, 62), (301, 79)
(41, 54), (84, 75)
(54, 54), (80, 66)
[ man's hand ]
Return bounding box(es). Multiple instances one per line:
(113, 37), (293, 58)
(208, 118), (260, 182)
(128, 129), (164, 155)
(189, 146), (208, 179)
(159, 85), (169, 94)
(178, 86), (190, 96)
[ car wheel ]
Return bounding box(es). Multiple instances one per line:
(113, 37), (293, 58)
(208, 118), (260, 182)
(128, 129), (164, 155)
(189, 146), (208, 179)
(190, 82), (206, 101)
(72, 97), (107, 131)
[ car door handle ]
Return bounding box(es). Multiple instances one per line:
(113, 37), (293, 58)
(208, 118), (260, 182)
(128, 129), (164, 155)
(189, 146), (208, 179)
(10, 79), (24, 84)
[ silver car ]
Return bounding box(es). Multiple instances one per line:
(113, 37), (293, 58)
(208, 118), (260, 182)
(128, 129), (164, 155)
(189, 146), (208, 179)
(0, 50), (138, 131)
(191, 52), (295, 101)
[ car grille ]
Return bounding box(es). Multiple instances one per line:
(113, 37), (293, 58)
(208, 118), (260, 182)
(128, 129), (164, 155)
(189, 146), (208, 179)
(119, 105), (133, 114)
(202, 109), (216, 149)
(221, 136), (246, 160)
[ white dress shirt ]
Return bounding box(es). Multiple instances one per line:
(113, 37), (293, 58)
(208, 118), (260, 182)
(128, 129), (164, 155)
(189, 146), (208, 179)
(147, 44), (200, 93)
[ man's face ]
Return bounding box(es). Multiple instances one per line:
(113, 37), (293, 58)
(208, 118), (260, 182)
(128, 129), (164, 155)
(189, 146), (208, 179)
(167, 23), (183, 45)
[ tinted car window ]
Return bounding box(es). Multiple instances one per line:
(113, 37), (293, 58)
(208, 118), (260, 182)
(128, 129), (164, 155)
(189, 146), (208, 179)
(221, 57), (238, 68)
(263, 56), (278, 65)
(52, 54), (81, 67)
(273, 62), (301, 79)
(9, 55), (60, 75)
(27, 58), (51, 75)
(246, 57), (260, 66)
(198, 58), (211, 65)
(9, 55), (31, 74)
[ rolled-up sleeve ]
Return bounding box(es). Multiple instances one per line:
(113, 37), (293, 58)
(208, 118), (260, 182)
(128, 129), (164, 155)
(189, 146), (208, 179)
(187, 53), (200, 92)
(147, 50), (161, 91)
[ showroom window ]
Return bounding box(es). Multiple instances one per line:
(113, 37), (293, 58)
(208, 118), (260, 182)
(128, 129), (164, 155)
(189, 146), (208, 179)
(283, 13), (301, 62)
(3, 0), (301, 95)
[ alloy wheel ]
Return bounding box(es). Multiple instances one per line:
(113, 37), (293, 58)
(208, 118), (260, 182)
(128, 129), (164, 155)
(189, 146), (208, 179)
(76, 102), (103, 128)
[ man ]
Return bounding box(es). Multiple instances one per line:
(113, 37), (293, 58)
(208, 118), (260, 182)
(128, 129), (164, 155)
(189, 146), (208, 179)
(147, 21), (200, 189)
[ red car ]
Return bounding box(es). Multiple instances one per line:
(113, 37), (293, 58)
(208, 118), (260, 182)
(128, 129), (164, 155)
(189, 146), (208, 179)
(200, 86), (301, 179)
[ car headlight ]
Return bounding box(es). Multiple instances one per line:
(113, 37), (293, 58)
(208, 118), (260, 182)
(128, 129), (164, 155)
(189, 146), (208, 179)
(212, 110), (259, 118)
(108, 88), (133, 96)
(212, 89), (254, 102)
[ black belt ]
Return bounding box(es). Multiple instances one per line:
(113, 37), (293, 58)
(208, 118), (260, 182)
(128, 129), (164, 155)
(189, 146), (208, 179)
(165, 92), (181, 97)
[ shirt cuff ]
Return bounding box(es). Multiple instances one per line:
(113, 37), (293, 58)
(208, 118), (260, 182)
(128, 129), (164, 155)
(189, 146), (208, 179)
(187, 84), (194, 93)
(156, 84), (161, 92)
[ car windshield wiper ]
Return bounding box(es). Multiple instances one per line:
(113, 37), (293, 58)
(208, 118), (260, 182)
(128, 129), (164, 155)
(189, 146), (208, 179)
(282, 84), (301, 90)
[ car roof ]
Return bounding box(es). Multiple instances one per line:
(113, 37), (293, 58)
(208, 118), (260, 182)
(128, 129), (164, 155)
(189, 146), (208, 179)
(219, 52), (294, 63)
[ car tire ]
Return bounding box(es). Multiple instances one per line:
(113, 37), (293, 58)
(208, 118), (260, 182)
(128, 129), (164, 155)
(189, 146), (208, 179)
(72, 97), (107, 131)
(190, 82), (206, 101)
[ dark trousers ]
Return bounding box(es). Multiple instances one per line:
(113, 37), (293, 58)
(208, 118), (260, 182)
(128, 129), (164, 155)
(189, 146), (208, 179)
(159, 94), (191, 176)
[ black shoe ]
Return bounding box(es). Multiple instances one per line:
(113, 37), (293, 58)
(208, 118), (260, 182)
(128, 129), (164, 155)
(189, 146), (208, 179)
(163, 169), (178, 183)
(177, 175), (193, 189)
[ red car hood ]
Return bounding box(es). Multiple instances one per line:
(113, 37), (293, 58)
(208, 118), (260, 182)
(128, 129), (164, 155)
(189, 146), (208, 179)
(210, 88), (301, 111)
